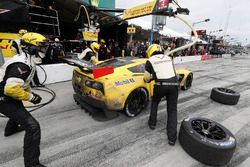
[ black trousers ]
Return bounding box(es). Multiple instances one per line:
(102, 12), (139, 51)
(0, 98), (41, 167)
(148, 85), (178, 141)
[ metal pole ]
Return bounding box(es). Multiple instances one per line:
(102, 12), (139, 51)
(189, 23), (194, 41)
(130, 24), (133, 43)
(0, 48), (4, 67)
(150, 16), (154, 44)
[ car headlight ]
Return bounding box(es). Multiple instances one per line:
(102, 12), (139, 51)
(92, 82), (103, 90)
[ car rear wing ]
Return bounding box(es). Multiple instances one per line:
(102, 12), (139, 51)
(61, 56), (114, 78)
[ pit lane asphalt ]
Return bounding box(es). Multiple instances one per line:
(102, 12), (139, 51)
(1, 54), (250, 167)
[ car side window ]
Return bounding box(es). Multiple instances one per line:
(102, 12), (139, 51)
(128, 64), (145, 73)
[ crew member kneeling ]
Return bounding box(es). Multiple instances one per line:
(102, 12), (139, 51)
(0, 33), (48, 167)
(144, 44), (178, 146)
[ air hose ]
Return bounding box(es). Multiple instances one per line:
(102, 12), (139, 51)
(165, 15), (198, 57)
(0, 65), (56, 118)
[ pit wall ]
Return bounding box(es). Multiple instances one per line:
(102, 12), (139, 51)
(4, 55), (213, 85)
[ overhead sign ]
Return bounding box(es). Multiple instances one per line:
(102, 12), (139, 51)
(82, 31), (98, 41)
(158, 0), (169, 10)
(127, 27), (136, 34)
(123, 0), (169, 20)
(123, 1), (156, 20)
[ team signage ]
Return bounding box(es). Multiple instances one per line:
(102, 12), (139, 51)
(123, 0), (170, 20)
(82, 31), (98, 41)
(127, 27), (136, 34)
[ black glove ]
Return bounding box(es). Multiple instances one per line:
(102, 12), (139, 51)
(30, 93), (42, 104)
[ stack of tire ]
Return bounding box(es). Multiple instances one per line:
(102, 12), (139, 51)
(179, 117), (237, 166)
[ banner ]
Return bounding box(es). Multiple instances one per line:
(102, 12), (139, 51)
(82, 31), (98, 41)
(123, 1), (157, 20)
(123, 0), (170, 20)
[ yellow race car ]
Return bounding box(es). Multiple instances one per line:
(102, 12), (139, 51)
(71, 57), (193, 118)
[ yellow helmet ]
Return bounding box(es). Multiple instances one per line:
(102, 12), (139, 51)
(90, 42), (100, 54)
(100, 39), (105, 44)
(18, 29), (28, 36)
(146, 44), (163, 58)
(21, 32), (46, 47)
(20, 32), (48, 57)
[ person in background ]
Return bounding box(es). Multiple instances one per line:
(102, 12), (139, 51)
(44, 38), (65, 64)
(190, 46), (197, 55)
(107, 39), (115, 59)
(113, 41), (121, 57)
(0, 32), (48, 167)
(98, 39), (107, 61)
(144, 44), (178, 146)
(78, 42), (99, 64)
(136, 42), (147, 58)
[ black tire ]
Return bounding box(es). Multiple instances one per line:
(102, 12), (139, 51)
(179, 117), (236, 166)
(210, 87), (240, 105)
(124, 88), (148, 117)
(181, 73), (193, 90)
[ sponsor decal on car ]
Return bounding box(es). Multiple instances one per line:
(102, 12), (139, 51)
(115, 78), (135, 86)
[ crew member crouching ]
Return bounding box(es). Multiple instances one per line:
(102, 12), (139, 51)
(0, 32), (48, 167)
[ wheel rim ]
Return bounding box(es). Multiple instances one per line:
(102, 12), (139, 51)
(191, 119), (226, 140)
(127, 89), (147, 116)
(218, 88), (235, 94)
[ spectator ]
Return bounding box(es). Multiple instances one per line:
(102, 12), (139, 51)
(98, 39), (107, 60)
(44, 38), (65, 64)
(136, 42), (147, 58)
(114, 42), (121, 57)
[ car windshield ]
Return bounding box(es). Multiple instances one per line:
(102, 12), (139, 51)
(97, 57), (136, 68)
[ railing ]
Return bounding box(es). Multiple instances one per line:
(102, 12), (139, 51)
(28, 4), (60, 36)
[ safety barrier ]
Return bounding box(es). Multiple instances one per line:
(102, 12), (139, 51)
(174, 55), (202, 64)
(4, 55), (211, 85)
(36, 63), (75, 85)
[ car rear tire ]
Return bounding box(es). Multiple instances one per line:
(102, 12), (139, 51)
(210, 87), (240, 105)
(124, 88), (148, 117)
(179, 117), (236, 166)
(181, 73), (193, 90)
